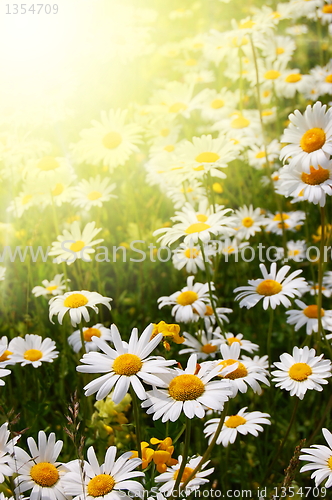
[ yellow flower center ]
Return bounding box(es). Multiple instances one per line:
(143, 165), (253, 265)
(256, 279), (282, 296)
(164, 144), (175, 152)
(46, 285), (58, 292)
(176, 291), (199, 306)
(303, 305), (324, 318)
(285, 73), (302, 83)
(218, 359), (248, 379)
(239, 20), (255, 29)
(185, 58), (197, 66)
(51, 183), (64, 196)
(212, 182), (223, 193)
(195, 152), (220, 163)
(325, 74), (332, 83)
(185, 222), (211, 234)
(328, 455), (332, 470)
(225, 415), (247, 428)
(24, 349), (43, 362)
(87, 474), (115, 497)
(0, 350), (12, 362)
(288, 362), (312, 381)
(227, 337), (241, 345)
(242, 216), (254, 228)
(262, 110), (273, 117)
(30, 462), (59, 487)
(196, 214), (208, 223)
(160, 128), (170, 137)
(83, 328), (102, 342)
(169, 102), (187, 113)
(22, 195), (32, 205)
(211, 99), (224, 109)
(273, 213), (290, 222)
(102, 131), (122, 149)
(69, 240), (86, 253)
(173, 466), (195, 482)
(201, 343), (217, 354)
(255, 151), (266, 159)
(169, 374), (205, 401)
(112, 353), (143, 376)
(37, 156), (60, 171)
(184, 248), (200, 259)
(204, 305), (213, 316)
(301, 165), (329, 185)
(300, 128), (326, 153)
(276, 47), (285, 55)
(63, 293), (89, 308)
(264, 70), (281, 80)
(88, 191), (103, 201)
(323, 4), (332, 13)
(230, 116), (250, 129)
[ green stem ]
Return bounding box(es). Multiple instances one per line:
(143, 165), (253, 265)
(170, 417), (192, 499)
(267, 308), (274, 365)
(79, 324), (87, 355)
(180, 402), (229, 491)
(317, 206), (325, 350)
(130, 388), (143, 464)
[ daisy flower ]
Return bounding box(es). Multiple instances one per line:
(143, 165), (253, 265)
(280, 101), (332, 172)
(284, 240), (307, 262)
(215, 343), (270, 398)
(178, 328), (224, 360)
(272, 346), (332, 399)
(0, 337), (15, 367)
(233, 205), (268, 239)
(68, 323), (113, 353)
(264, 210), (305, 234)
(49, 290), (112, 327)
(299, 428), (332, 488)
(23, 156), (75, 190)
(142, 353), (231, 422)
(278, 162), (332, 207)
(155, 455), (214, 496)
(157, 276), (212, 323)
(62, 445), (144, 500)
(172, 243), (212, 274)
(286, 299), (332, 335)
(220, 333), (259, 354)
(153, 203), (236, 246)
(32, 274), (69, 298)
(77, 324), (175, 404)
(198, 305), (233, 329)
(13, 431), (68, 500)
(72, 175), (117, 210)
(48, 221), (104, 265)
(9, 335), (58, 368)
(204, 407), (271, 446)
(234, 263), (307, 310)
(246, 141), (280, 170)
(71, 109), (142, 171)
(0, 422), (19, 483)
(306, 280), (332, 298)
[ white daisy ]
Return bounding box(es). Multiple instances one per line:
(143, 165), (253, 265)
(49, 290), (112, 327)
(234, 263), (307, 310)
(157, 276), (212, 323)
(178, 328), (224, 360)
(215, 343), (270, 398)
(233, 205), (268, 240)
(71, 109), (142, 171)
(72, 175), (117, 210)
(153, 203), (236, 246)
(272, 346), (332, 399)
(172, 243), (212, 274)
(63, 445), (144, 500)
(68, 323), (113, 353)
(0, 422), (19, 483)
(9, 335), (58, 368)
(299, 428), (332, 488)
(77, 324), (175, 404)
(0, 267), (6, 281)
(0, 337), (15, 368)
(155, 455), (214, 497)
(280, 101), (332, 172)
(13, 431), (68, 500)
(277, 162), (332, 207)
(32, 274), (69, 298)
(286, 299), (332, 335)
(142, 354), (231, 422)
(48, 221), (104, 265)
(197, 305), (233, 329)
(264, 210), (305, 234)
(220, 333), (259, 354)
(204, 407), (271, 446)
